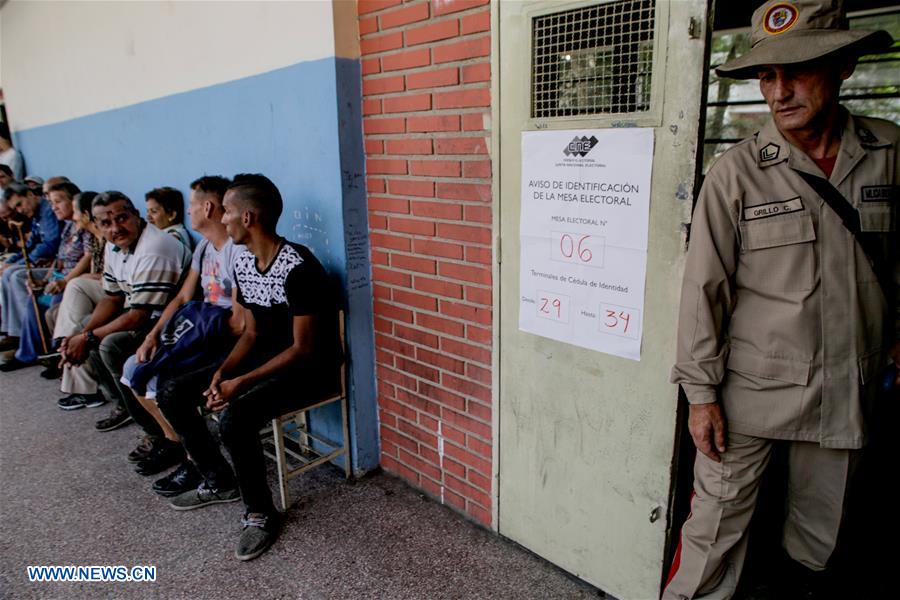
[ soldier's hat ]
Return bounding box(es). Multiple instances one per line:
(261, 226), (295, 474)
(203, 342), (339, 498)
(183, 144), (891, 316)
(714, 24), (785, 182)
(717, 0), (894, 80)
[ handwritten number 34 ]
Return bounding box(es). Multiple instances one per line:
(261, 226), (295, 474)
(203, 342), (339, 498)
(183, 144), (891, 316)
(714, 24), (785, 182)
(605, 310), (630, 333)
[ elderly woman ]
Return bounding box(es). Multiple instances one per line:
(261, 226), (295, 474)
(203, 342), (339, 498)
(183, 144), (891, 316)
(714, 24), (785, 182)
(0, 182), (89, 371)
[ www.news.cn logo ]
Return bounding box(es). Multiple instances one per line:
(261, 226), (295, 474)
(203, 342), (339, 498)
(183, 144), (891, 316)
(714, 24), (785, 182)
(563, 135), (599, 157)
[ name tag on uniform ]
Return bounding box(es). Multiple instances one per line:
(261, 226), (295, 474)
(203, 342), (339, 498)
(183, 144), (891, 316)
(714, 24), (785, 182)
(860, 185), (897, 203)
(742, 197), (804, 221)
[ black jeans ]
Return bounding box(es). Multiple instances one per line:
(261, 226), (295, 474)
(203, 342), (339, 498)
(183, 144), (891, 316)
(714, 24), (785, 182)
(158, 362), (336, 515)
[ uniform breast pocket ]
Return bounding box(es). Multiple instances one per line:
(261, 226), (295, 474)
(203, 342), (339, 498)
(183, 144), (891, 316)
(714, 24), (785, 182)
(738, 214), (816, 292)
(858, 203), (895, 233)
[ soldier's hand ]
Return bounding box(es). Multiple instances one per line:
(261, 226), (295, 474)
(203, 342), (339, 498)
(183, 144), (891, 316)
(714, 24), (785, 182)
(688, 402), (727, 462)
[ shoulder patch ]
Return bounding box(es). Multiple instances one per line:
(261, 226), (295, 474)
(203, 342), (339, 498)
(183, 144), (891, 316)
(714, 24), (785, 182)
(857, 127), (878, 145)
(759, 142), (780, 162)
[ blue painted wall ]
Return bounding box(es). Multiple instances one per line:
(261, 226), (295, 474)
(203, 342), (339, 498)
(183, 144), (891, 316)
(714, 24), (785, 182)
(14, 57), (379, 472)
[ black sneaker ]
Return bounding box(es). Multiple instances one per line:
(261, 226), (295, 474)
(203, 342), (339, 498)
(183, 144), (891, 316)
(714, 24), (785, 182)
(95, 405), (133, 432)
(127, 435), (157, 463)
(81, 394), (106, 408)
(39, 365), (61, 379)
(170, 482), (240, 511)
(153, 461), (202, 497)
(236, 512), (281, 561)
(0, 357), (33, 372)
(134, 440), (184, 476)
(57, 394), (88, 411)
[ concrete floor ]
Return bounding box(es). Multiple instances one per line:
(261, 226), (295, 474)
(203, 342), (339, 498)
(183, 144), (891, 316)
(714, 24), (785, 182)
(0, 366), (603, 600)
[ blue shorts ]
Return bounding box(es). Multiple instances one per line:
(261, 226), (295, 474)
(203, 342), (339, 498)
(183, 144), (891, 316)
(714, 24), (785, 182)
(120, 354), (159, 399)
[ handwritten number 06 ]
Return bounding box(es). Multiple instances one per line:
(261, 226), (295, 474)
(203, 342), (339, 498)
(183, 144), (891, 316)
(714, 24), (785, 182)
(559, 234), (593, 263)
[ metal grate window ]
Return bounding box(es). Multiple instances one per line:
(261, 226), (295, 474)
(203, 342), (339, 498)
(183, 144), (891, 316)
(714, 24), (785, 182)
(531, 0), (655, 119)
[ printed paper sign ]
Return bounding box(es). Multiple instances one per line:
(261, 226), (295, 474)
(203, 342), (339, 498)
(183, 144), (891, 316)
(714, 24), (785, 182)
(518, 128), (654, 361)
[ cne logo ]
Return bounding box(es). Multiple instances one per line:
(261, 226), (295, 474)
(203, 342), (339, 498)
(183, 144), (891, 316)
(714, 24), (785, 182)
(563, 135), (599, 157)
(763, 3), (799, 35)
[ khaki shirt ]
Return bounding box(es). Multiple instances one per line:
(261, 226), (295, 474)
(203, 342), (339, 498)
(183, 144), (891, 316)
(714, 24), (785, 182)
(671, 111), (899, 449)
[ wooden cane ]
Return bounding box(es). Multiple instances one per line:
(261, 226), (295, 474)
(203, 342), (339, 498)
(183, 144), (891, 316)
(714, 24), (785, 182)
(10, 221), (50, 354)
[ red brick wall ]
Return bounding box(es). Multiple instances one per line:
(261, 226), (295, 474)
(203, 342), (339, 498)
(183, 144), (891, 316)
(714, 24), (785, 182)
(358, 0), (493, 526)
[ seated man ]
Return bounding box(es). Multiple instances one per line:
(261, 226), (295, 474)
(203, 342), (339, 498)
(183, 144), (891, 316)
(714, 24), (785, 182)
(0, 181), (63, 349)
(119, 175), (244, 483)
(60, 191), (190, 440)
(161, 174), (339, 561)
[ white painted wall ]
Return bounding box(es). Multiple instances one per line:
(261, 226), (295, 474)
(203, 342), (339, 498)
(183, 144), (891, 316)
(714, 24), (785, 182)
(0, 0), (343, 130)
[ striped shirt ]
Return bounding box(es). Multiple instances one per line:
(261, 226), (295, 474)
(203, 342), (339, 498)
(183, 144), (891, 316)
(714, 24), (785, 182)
(103, 221), (190, 313)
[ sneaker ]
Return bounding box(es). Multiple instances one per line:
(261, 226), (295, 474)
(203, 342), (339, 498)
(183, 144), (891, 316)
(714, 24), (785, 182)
(57, 394), (88, 411)
(81, 393), (106, 408)
(153, 461), (202, 497)
(235, 512), (281, 561)
(169, 482), (240, 511)
(95, 405), (133, 432)
(39, 365), (62, 379)
(134, 440), (184, 476)
(127, 435), (157, 463)
(0, 357), (34, 372)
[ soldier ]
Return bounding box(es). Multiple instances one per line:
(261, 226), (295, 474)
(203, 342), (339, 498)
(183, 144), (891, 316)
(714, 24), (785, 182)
(664, 1), (898, 598)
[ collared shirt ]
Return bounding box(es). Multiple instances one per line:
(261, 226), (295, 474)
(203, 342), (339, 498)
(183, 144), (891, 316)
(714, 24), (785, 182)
(671, 110), (899, 449)
(4, 198), (63, 264)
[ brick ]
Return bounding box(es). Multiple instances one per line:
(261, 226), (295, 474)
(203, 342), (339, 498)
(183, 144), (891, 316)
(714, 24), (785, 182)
(465, 246), (492, 265)
(443, 372), (491, 403)
(443, 488), (467, 512)
(392, 254), (437, 274)
(382, 48), (431, 72)
(465, 285), (492, 306)
(359, 16), (379, 36)
(381, 426), (419, 454)
(362, 75), (404, 96)
(436, 223), (491, 245)
(382, 454), (419, 484)
(419, 445), (441, 468)
(417, 347), (465, 374)
(405, 20), (459, 46)
(362, 58), (381, 75)
(397, 419), (439, 449)
(379, 2), (430, 29)
(439, 261), (491, 285)
(386, 139), (433, 155)
(461, 62), (490, 83)
(370, 213), (388, 230)
(461, 11), (491, 34)
(432, 0), (489, 16)
(367, 177), (386, 194)
(433, 88), (491, 109)
(361, 31), (404, 55)
(419, 381), (467, 411)
(443, 455), (467, 479)
(384, 396), (418, 424)
(414, 276), (464, 299)
(462, 160), (491, 178)
(462, 113), (486, 131)
(364, 117), (406, 135)
(411, 200), (462, 220)
(407, 115), (460, 133)
(466, 324), (491, 346)
(417, 312), (465, 337)
(377, 379), (396, 399)
(388, 179), (434, 198)
(444, 472), (491, 508)
(374, 301), (414, 323)
(383, 94), (432, 113)
(444, 440), (492, 476)
(436, 182), (491, 202)
(406, 67), (459, 90)
(378, 364), (417, 391)
(368, 196), (409, 214)
(467, 400), (491, 422)
(372, 266), (412, 287)
(419, 413), (439, 431)
(468, 469), (492, 494)
(374, 316), (393, 334)
(395, 324), (440, 348)
(367, 158), (407, 175)
(370, 231), (411, 252)
(371, 249), (389, 265)
(393, 289), (438, 311)
(365, 139), (385, 154)
(397, 388), (440, 416)
(390, 217), (434, 236)
(413, 238), (463, 260)
(440, 422), (467, 445)
(467, 503), (492, 526)
(433, 36), (490, 63)
(409, 160), (461, 177)
(440, 300), (491, 325)
(466, 362), (492, 385)
(419, 476), (444, 500)
(373, 284), (390, 301)
(463, 204), (491, 223)
(441, 336), (491, 365)
(358, 0), (403, 16)
(381, 438), (399, 458)
(396, 356), (440, 383)
(467, 434), (492, 458)
(435, 137), (488, 155)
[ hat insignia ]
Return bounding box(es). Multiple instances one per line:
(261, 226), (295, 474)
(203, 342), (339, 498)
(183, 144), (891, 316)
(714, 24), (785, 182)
(763, 3), (799, 36)
(760, 143), (780, 162)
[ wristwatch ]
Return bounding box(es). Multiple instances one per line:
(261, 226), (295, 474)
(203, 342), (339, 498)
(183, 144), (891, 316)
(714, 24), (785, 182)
(83, 330), (100, 348)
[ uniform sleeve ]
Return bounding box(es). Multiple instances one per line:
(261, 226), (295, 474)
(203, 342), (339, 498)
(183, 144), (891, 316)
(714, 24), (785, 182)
(670, 169), (741, 405)
(127, 253), (184, 309)
(285, 258), (332, 316)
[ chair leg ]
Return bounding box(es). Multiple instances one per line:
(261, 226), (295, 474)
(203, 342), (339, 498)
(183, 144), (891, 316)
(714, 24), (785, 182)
(271, 416), (290, 511)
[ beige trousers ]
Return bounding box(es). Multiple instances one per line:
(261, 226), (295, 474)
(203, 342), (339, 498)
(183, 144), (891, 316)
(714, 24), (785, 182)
(662, 433), (853, 600)
(54, 277), (105, 395)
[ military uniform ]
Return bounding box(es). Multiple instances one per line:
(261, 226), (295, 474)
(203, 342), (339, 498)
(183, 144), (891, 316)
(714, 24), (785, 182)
(664, 111), (899, 599)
